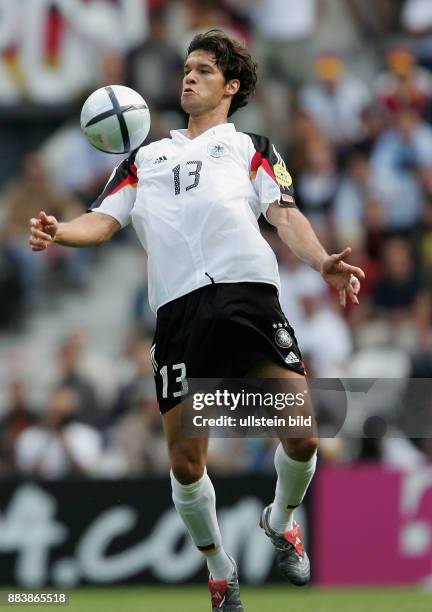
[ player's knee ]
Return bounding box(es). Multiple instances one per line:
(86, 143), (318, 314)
(171, 453), (205, 485)
(286, 437), (319, 462)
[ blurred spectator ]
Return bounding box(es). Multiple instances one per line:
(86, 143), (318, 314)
(219, 1), (253, 40)
(174, 0), (243, 55)
(42, 121), (121, 209)
(56, 331), (101, 426)
(242, 0), (320, 138)
(1, 153), (88, 308)
(371, 236), (430, 349)
(373, 237), (420, 310)
(206, 438), (251, 475)
(314, 0), (382, 78)
(299, 52), (372, 146)
(275, 239), (352, 377)
(401, 0), (432, 69)
(250, 0), (318, 87)
(332, 150), (380, 246)
(245, 438), (279, 473)
(375, 0), (405, 35)
(419, 196), (432, 290)
(371, 107), (432, 230)
(288, 105), (328, 175)
(374, 47), (432, 120)
(363, 195), (389, 259)
(127, 7), (184, 114)
(277, 247), (331, 354)
(300, 292), (353, 376)
(14, 386), (102, 479)
(0, 380), (36, 476)
(340, 243), (383, 330)
(0, 248), (24, 329)
(354, 107), (385, 154)
(296, 137), (338, 227)
(110, 384), (168, 477)
(111, 334), (155, 422)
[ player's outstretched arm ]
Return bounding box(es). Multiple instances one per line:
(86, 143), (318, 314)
(29, 210), (121, 251)
(267, 204), (365, 307)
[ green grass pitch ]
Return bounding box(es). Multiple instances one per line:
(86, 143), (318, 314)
(30, 586), (432, 612)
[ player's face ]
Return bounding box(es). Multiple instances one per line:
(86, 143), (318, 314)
(181, 50), (234, 116)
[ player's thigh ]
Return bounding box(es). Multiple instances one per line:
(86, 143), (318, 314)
(247, 361), (319, 459)
(162, 400), (209, 482)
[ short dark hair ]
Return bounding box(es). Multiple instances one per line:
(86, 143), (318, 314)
(186, 29), (257, 116)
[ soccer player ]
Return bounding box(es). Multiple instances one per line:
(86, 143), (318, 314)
(29, 30), (364, 611)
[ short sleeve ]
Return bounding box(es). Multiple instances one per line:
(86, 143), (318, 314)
(246, 133), (296, 216)
(88, 150), (139, 227)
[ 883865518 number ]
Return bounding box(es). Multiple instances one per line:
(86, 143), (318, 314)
(0, 592), (69, 606)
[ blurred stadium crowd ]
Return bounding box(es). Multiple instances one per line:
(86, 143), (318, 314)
(1, 0), (432, 479)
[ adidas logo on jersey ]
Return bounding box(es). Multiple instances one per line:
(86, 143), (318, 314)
(153, 155), (167, 164)
(285, 351), (300, 364)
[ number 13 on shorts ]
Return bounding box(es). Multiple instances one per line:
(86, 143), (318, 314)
(159, 363), (188, 398)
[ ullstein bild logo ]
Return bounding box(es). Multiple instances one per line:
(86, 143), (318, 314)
(192, 413), (312, 428)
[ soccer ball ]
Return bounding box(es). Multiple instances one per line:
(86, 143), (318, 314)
(80, 85), (151, 154)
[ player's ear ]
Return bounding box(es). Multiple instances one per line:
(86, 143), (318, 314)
(225, 79), (240, 97)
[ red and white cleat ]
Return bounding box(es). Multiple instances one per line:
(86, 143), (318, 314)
(260, 504), (311, 586)
(208, 556), (244, 611)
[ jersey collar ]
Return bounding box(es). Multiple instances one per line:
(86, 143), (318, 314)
(170, 123), (236, 141)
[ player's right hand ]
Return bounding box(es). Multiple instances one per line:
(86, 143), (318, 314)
(29, 210), (58, 251)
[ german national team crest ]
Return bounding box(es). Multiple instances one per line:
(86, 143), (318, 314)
(273, 323), (293, 349)
(208, 143), (225, 158)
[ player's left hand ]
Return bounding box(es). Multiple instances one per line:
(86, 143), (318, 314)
(320, 247), (365, 307)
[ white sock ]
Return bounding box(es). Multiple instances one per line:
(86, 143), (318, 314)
(269, 443), (317, 534)
(170, 469), (233, 580)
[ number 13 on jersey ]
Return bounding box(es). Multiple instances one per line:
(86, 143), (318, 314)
(172, 161), (202, 195)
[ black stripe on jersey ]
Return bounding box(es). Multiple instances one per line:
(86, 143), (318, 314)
(246, 132), (296, 208)
(247, 132), (276, 164)
(83, 86), (148, 153)
(88, 150), (138, 212)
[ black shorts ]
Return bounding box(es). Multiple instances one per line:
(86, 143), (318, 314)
(152, 282), (305, 413)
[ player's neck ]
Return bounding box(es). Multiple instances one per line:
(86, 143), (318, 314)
(186, 110), (228, 139)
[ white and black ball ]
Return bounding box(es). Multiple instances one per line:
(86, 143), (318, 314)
(80, 85), (151, 154)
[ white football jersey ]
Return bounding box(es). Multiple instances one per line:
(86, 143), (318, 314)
(90, 123), (296, 313)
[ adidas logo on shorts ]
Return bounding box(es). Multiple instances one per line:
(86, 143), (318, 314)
(285, 351), (300, 364)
